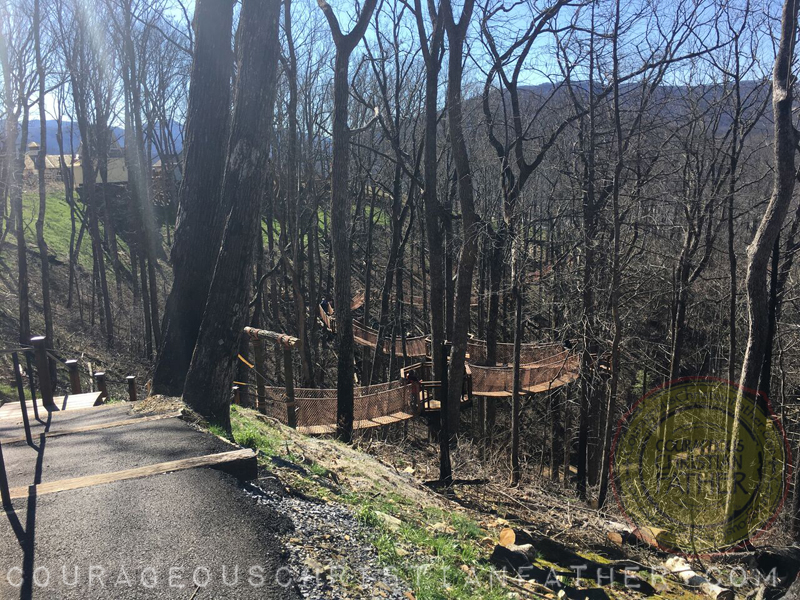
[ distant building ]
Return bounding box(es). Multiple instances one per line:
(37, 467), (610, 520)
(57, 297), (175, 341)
(25, 127), (184, 189)
(23, 141), (75, 182)
(152, 150), (184, 206)
(152, 152), (183, 182)
(73, 135), (128, 186)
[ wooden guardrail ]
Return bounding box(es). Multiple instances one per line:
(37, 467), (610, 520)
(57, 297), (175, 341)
(242, 327), (299, 428)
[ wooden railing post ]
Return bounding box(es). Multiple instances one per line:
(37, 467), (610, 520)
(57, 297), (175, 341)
(94, 372), (108, 403)
(232, 386), (241, 406)
(283, 346), (296, 428)
(243, 328), (300, 427)
(11, 352), (33, 446)
(438, 341), (452, 485)
(250, 337), (266, 413)
(31, 336), (55, 408)
(65, 360), (82, 394)
(126, 376), (137, 402)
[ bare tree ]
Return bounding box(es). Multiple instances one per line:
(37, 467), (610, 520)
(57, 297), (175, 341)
(182, 0), (282, 428)
(1, 0), (35, 344)
(317, 0), (378, 442)
(726, 0), (799, 527)
(33, 0), (54, 368)
(153, 0), (234, 396)
(442, 0), (478, 451)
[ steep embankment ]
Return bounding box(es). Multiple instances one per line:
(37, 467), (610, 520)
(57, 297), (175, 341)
(0, 187), (166, 404)
(219, 406), (783, 600)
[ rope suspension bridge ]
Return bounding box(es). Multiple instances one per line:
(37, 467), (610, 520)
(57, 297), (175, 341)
(237, 315), (579, 435)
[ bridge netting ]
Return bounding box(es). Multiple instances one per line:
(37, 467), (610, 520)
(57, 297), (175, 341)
(260, 380), (413, 434)
(469, 351), (580, 396)
(352, 321), (429, 357)
(466, 339), (569, 365)
(243, 327), (579, 435)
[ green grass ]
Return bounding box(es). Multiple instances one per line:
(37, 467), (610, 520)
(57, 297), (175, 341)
(0, 381), (17, 402)
(21, 191), (94, 270)
(224, 406), (696, 599)
(208, 422), (233, 441)
(225, 405), (514, 600)
(15, 188), (183, 296)
(229, 406), (281, 455)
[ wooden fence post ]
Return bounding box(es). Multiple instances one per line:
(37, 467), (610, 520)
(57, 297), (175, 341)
(438, 341), (452, 485)
(126, 376), (137, 402)
(251, 337), (266, 412)
(11, 353), (33, 446)
(283, 345), (296, 428)
(31, 336), (54, 408)
(94, 372), (108, 403)
(65, 360), (82, 394)
(232, 386), (241, 406)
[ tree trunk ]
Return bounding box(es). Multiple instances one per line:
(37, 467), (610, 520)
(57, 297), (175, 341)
(182, 0), (281, 428)
(510, 242), (523, 485)
(598, 1), (624, 508)
(34, 0), (54, 370)
(727, 0), (798, 530)
(738, 0), (797, 397)
(317, 0), (378, 442)
(413, 0), (446, 430)
(443, 0), (478, 441)
(153, 0), (234, 396)
(758, 237), (780, 399)
(284, 0), (313, 386)
(363, 188), (377, 382)
(12, 109), (30, 345)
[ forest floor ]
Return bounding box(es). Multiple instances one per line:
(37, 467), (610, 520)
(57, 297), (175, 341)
(221, 405), (790, 600)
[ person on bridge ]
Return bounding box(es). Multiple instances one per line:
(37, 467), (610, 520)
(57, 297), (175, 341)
(320, 296), (336, 333)
(405, 369), (422, 415)
(320, 296), (334, 316)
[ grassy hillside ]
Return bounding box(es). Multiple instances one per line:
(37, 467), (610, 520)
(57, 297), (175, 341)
(0, 185), (166, 405)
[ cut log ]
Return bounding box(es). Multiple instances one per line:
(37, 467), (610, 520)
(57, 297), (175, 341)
(781, 575), (800, 600)
(497, 528), (655, 594)
(755, 547), (800, 590)
(499, 527), (516, 548)
(489, 545), (559, 585)
(490, 544), (534, 574)
(603, 521), (671, 553)
(665, 556), (734, 600)
(243, 327), (299, 348)
(607, 531), (624, 547)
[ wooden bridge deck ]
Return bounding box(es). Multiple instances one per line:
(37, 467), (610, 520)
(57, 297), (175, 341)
(298, 410), (415, 435)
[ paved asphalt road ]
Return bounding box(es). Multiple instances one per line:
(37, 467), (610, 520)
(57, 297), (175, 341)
(2, 417), (234, 489)
(0, 411), (302, 599)
(0, 404), (141, 440)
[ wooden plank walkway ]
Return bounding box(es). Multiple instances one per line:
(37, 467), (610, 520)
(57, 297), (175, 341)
(522, 371), (579, 394)
(298, 410), (414, 435)
(0, 391), (103, 420)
